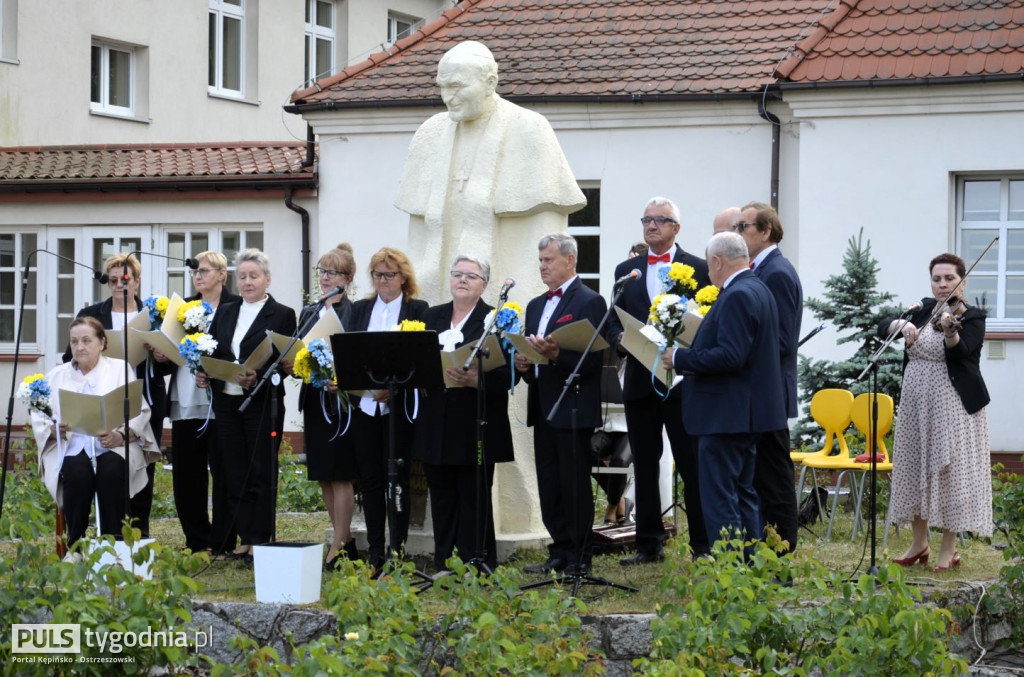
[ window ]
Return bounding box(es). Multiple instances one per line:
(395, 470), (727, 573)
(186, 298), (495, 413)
(164, 227), (263, 297)
(0, 231), (39, 350)
(956, 175), (1024, 330)
(0, 0), (18, 64)
(568, 186), (600, 292)
(91, 40), (135, 116)
(209, 0), (245, 96)
(386, 12), (417, 45)
(304, 0), (334, 83)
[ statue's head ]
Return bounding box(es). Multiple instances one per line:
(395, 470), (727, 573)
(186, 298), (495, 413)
(436, 41), (499, 122)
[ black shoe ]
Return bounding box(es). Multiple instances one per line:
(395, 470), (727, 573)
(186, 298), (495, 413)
(343, 539), (360, 562)
(619, 551), (665, 566)
(523, 557), (568, 574)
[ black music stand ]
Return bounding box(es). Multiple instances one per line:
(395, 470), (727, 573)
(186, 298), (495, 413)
(332, 331), (442, 590)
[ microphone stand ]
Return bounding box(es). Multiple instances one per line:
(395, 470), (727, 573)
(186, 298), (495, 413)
(0, 250), (108, 528)
(523, 280), (638, 596)
(455, 288), (508, 576)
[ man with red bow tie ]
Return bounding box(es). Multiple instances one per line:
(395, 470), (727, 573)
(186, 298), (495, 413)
(605, 197), (712, 564)
(515, 233), (607, 574)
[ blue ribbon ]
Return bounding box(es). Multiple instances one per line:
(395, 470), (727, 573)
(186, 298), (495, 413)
(650, 345), (671, 401)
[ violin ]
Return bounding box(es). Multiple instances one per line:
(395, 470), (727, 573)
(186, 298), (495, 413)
(932, 293), (967, 333)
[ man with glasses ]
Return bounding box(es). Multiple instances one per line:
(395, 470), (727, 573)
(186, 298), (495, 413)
(605, 197), (711, 564)
(734, 202), (803, 553)
(713, 206), (741, 234)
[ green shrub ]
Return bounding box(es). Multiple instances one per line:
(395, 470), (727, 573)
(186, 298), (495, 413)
(276, 450), (324, 513)
(988, 461), (1024, 648)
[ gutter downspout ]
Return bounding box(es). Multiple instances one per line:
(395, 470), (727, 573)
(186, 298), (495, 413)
(285, 186), (311, 294)
(757, 93), (781, 211)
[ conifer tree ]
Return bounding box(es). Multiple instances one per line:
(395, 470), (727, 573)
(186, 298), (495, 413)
(794, 229), (906, 446)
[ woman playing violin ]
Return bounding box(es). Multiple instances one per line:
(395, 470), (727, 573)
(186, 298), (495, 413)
(879, 253), (992, 572)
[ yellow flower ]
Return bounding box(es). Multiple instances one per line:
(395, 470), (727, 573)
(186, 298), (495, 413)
(398, 319), (425, 331)
(502, 301), (523, 315)
(177, 299), (203, 323)
(293, 347), (314, 381)
(154, 296), (170, 314)
(23, 373), (45, 385)
(344, 632), (360, 641)
(698, 305), (712, 316)
(695, 285), (719, 306)
(180, 332), (206, 344)
(668, 263), (698, 291)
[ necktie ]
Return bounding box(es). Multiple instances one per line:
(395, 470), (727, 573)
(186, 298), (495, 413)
(546, 288), (563, 300)
(648, 253), (671, 265)
(749, 262), (755, 269)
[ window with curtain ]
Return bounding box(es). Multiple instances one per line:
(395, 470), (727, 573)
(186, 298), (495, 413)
(304, 0), (335, 83)
(90, 40), (135, 115)
(208, 0), (245, 96)
(956, 175), (1024, 331)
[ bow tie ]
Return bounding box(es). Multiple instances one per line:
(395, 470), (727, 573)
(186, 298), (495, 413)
(546, 288), (563, 300)
(648, 252), (671, 265)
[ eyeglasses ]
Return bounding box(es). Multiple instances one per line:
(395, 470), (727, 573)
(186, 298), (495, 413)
(732, 221), (756, 232)
(315, 267), (344, 278)
(640, 216), (677, 226)
(189, 268), (216, 277)
(450, 271), (485, 282)
(371, 271), (400, 281)
(107, 276), (134, 286)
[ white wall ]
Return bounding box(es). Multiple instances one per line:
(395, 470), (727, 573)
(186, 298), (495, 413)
(787, 84), (1024, 451)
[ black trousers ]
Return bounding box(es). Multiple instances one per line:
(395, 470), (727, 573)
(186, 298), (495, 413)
(61, 451), (126, 548)
(591, 431), (631, 506)
(533, 420), (593, 565)
(171, 418), (219, 551)
(423, 462), (497, 570)
(753, 427), (799, 553)
(212, 393), (281, 548)
(351, 408), (414, 561)
(624, 391), (710, 556)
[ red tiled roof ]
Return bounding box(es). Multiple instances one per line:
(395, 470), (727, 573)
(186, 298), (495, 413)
(292, 0), (1024, 108)
(778, 0), (1024, 82)
(291, 0), (837, 106)
(0, 142), (316, 191)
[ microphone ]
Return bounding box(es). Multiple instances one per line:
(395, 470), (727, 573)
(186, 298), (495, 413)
(900, 301), (922, 317)
(614, 269), (641, 286)
(27, 249), (109, 283)
(498, 277), (515, 300)
(127, 250), (200, 271)
(321, 285), (346, 301)
(184, 257), (199, 270)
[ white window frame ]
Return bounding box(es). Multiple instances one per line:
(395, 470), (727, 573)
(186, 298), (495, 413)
(90, 40), (135, 117)
(955, 174), (1024, 332)
(0, 229), (42, 355)
(161, 226), (264, 297)
(208, 0), (246, 97)
(0, 0), (19, 64)
(304, 0), (335, 84)
(386, 12), (417, 45)
(568, 184), (600, 292)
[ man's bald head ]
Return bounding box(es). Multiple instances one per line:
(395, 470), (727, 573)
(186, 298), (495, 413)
(713, 207), (741, 234)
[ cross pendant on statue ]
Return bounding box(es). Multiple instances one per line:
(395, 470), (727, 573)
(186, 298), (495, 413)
(453, 170), (470, 192)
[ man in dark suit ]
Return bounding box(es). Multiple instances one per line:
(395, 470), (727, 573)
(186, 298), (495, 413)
(663, 232), (786, 550)
(736, 202), (803, 553)
(605, 197), (710, 564)
(515, 233), (607, 574)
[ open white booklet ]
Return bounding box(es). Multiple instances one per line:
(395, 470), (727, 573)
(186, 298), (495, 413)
(440, 334), (506, 388)
(104, 311), (152, 368)
(59, 380), (143, 437)
(200, 336), (275, 382)
(266, 310), (345, 364)
(503, 318), (610, 366)
(129, 293), (189, 367)
(614, 306), (704, 388)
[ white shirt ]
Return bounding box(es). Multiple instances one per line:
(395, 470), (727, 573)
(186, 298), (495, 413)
(722, 268), (746, 290)
(646, 243), (679, 302)
(749, 244), (777, 271)
(224, 296), (268, 396)
(359, 294), (404, 416)
(537, 276), (577, 338)
(110, 309), (141, 330)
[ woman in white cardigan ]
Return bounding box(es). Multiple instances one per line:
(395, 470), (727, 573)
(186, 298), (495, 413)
(31, 317), (160, 547)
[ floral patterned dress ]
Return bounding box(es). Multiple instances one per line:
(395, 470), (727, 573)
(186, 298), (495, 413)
(889, 323), (992, 536)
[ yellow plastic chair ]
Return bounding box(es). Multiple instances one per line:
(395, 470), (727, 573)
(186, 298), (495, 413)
(791, 389), (855, 513)
(803, 392), (894, 541)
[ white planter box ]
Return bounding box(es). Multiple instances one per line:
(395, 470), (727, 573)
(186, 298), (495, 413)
(253, 542), (323, 604)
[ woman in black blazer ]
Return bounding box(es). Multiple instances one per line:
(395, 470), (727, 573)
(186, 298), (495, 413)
(166, 250), (239, 553)
(413, 254), (515, 571)
(63, 252), (174, 538)
(196, 249), (297, 559)
(348, 247), (428, 571)
(879, 253), (992, 573)
(297, 244), (359, 567)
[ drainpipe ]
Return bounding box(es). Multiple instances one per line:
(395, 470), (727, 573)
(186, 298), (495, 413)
(285, 187), (311, 294)
(757, 95), (781, 211)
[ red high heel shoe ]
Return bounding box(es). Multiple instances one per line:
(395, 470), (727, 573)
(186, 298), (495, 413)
(932, 552), (961, 573)
(892, 545), (930, 566)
